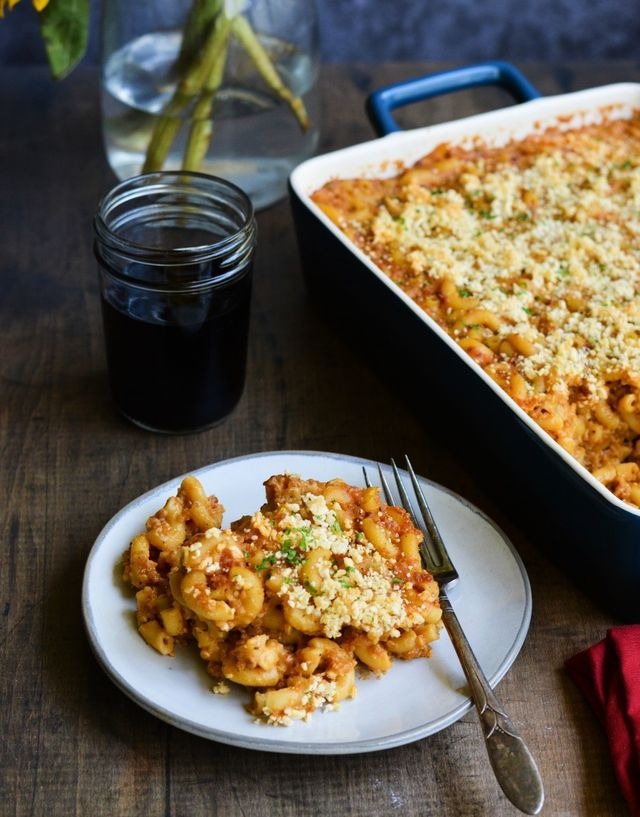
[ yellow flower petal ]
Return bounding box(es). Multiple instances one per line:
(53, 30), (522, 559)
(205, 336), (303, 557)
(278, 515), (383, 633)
(0, 0), (30, 15)
(0, 0), (48, 14)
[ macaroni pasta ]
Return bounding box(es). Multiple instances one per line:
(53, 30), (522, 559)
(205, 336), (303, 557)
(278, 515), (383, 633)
(122, 474), (442, 725)
(312, 113), (640, 507)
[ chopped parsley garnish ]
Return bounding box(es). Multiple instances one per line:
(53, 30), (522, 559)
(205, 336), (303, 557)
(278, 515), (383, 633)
(304, 581), (319, 596)
(345, 565), (355, 573)
(391, 578), (403, 585)
(338, 579), (352, 589)
(515, 212), (529, 221)
(617, 160), (633, 170)
(256, 554), (277, 571)
(330, 519), (342, 535)
(457, 288), (471, 298)
(479, 210), (495, 219)
(280, 541), (302, 566)
(557, 266), (570, 278)
(296, 525), (311, 550)
(523, 306), (535, 316)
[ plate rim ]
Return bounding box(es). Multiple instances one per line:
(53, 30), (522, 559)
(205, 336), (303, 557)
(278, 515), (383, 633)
(82, 449), (532, 755)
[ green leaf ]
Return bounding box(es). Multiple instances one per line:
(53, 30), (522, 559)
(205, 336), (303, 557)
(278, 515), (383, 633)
(38, 0), (90, 80)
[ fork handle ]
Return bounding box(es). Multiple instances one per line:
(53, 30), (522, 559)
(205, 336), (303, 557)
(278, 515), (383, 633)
(440, 592), (544, 815)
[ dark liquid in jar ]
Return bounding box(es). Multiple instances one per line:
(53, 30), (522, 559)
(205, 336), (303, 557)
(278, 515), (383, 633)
(100, 261), (252, 433)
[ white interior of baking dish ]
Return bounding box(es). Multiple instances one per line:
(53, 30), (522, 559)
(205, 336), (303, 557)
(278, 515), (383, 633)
(290, 82), (640, 518)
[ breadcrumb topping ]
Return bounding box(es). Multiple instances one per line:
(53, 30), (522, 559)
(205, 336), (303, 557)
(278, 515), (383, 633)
(311, 113), (640, 506)
(123, 473), (442, 727)
(261, 493), (424, 639)
(371, 143), (640, 397)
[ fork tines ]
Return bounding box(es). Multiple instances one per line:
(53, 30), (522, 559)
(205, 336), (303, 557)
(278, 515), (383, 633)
(365, 457), (458, 588)
(364, 460), (543, 813)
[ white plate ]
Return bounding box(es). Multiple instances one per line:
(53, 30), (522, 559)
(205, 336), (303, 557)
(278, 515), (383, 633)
(82, 450), (532, 755)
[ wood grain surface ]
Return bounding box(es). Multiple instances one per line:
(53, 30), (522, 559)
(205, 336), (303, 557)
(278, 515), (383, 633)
(1, 63), (637, 817)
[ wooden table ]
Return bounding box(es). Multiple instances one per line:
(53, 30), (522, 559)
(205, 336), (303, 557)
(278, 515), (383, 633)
(1, 62), (636, 817)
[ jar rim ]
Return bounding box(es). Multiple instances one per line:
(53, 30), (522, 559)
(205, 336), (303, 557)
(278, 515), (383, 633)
(94, 171), (256, 268)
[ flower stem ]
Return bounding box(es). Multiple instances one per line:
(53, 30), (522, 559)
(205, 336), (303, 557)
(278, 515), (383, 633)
(174, 0), (222, 78)
(142, 0), (311, 174)
(231, 14), (309, 131)
(182, 16), (231, 171)
(142, 8), (231, 173)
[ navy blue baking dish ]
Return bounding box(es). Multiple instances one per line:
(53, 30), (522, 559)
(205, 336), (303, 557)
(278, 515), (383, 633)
(289, 62), (640, 620)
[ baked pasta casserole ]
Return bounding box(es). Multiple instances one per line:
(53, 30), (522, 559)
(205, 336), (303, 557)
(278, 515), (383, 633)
(312, 113), (640, 508)
(122, 474), (441, 725)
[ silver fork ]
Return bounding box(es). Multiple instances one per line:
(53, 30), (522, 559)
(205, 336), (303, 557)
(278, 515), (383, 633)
(365, 457), (544, 816)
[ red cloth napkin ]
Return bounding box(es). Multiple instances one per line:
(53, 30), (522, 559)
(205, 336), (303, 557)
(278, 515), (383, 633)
(565, 625), (640, 817)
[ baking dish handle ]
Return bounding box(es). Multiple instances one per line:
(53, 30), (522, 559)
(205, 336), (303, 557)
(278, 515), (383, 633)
(366, 61), (541, 136)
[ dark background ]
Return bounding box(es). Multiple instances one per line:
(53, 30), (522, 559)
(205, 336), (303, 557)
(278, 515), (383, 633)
(1, 0), (639, 66)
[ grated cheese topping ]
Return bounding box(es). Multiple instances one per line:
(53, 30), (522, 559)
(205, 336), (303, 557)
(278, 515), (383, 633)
(125, 472), (442, 727)
(254, 493), (424, 639)
(311, 115), (640, 505)
(259, 676), (340, 726)
(371, 144), (640, 398)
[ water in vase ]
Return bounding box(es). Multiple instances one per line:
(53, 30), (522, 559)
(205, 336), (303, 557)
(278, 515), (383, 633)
(102, 31), (319, 209)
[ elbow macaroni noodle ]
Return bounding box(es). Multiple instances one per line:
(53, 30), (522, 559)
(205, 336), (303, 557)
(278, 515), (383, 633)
(312, 113), (640, 508)
(122, 474), (442, 725)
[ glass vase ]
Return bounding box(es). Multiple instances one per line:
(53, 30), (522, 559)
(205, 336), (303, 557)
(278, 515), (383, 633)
(101, 0), (320, 210)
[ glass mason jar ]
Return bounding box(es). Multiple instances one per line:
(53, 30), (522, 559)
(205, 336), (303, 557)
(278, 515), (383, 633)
(94, 171), (256, 433)
(101, 0), (320, 210)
